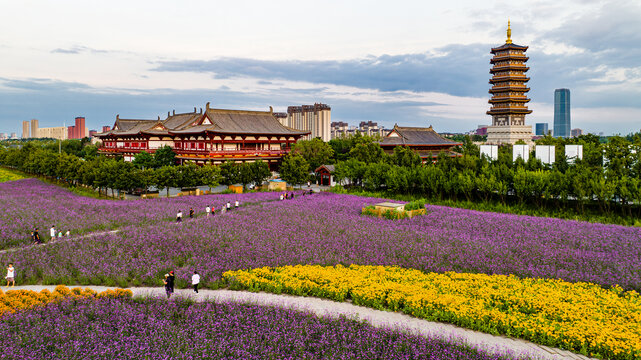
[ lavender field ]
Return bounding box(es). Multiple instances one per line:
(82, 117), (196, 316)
(0, 178), (278, 248)
(2, 180), (640, 290)
(0, 297), (510, 360)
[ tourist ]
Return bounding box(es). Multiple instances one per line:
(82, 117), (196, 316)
(307, 181), (311, 188)
(226, 201), (231, 211)
(309, 189), (313, 195)
(235, 200), (239, 209)
(33, 228), (41, 244)
(5, 263), (15, 288)
(176, 210), (183, 222)
(163, 274), (172, 299)
(279, 194), (283, 201)
(189, 207), (194, 219)
(290, 192), (294, 199)
(50, 225), (56, 240)
(66, 230), (70, 237)
(168, 271), (175, 294)
(192, 270), (200, 294)
(58, 230), (63, 238)
(206, 205), (211, 217)
(211, 206), (215, 216)
(285, 193), (288, 200)
(30, 231), (34, 243)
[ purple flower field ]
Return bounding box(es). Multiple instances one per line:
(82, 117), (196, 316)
(0, 297), (510, 360)
(0, 178), (278, 249)
(2, 183), (640, 290)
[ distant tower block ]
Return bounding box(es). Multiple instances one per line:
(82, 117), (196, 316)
(485, 21), (534, 145)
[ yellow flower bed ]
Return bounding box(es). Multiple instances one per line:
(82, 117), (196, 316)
(0, 167), (27, 183)
(0, 285), (132, 317)
(224, 264), (641, 360)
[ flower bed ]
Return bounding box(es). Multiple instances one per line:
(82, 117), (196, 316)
(0, 296), (514, 360)
(0, 167), (27, 183)
(0, 285), (131, 317)
(224, 264), (641, 360)
(0, 178), (279, 249)
(2, 191), (641, 291)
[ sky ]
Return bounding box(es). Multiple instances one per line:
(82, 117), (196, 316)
(0, 0), (640, 136)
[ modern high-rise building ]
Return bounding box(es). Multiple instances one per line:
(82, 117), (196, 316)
(285, 104), (331, 141)
(553, 89), (571, 138)
(535, 123), (549, 136)
(22, 121), (30, 139)
(102, 126), (111, 133)
(67, 116), (87, 139)
(571, 128), (582, 137)
(30, 119), (39, 138)
(485, 21), (534, 145)
(38, 126), (67, 140)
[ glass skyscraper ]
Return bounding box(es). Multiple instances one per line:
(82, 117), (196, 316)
(553, 89), (571, 138)
(535, 123), (548, 136)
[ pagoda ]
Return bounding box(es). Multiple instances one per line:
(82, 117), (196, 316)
(485, 21), (534, 145)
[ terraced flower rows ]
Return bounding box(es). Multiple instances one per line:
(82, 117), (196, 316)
(225, 264), (641, 360)
(2, 183), (639, 290)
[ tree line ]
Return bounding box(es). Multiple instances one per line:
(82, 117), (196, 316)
(0, 142), (272, 197)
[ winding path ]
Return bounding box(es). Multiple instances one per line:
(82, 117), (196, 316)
(7, 285), (595, 360)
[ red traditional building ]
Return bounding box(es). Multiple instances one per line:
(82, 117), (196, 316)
(96, 103), (309, 168)
(378, 125), (462, 162)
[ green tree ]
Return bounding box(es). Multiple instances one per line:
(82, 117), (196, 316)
(198, 165), (221, 192)
(292, 138), (334, 172)
(155, 165), (181, 197)
(280, 153), (309, 187)
(391, 146), (422, 168)
(154, 145), (176, 167)
(133, 151), (156, 169)
(348, 137), (386, 164)
(250, 160), (271, 188)
(220, 161), (241, 186)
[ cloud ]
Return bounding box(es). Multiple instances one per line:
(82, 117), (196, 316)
(51, 45), (115, 55)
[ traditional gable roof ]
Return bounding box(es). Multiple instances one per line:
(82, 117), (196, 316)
(379, 125), (461, 146)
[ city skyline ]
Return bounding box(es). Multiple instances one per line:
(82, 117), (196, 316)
(1, 0), (640, 136)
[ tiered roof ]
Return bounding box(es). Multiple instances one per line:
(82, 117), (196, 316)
(97, 103), (309, 138)
(379, 125), (460, 147)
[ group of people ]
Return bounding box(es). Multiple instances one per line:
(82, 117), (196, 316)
(163, 270), (201, 298)
(178, 201), (240, 222)
(30, 225), (71, 245)
(280, 189), (314, 201)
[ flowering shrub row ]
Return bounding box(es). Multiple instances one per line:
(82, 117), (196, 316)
(0, 296), (514, 360)
(224, 265), (641, 360)
(0, 285), (132, 317)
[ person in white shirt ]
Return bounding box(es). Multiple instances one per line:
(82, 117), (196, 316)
(205, 206), (211, 217)
(176, 210), (183, 222)
(66, 230), (70, 237)
(6, 263), (15, 287)
(226, 201), (231, 211)
(192, 270), (200, 293)
(235, 200), (239, 209)
(50, 225), (56, 240)
(221, 205), (226, 214)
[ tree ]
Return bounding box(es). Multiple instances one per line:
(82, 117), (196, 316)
(220, 161), (241, 186)
(280, 153), (309, 187)
(133, 151), (156, 169)
(155, 165), (181, 197)
(391, 146), (421, 168)
(239, 162), (254, 189)
(154, 145), (176, 167)
(249, 160), (271, 188)
(291, 138), (334, 172)
(80, 144), (98, 160)
(348, 136), (386, 164)
(131, 168), (156, 195)
(198, 165), (221, 192)
(178, 163), (201, 189)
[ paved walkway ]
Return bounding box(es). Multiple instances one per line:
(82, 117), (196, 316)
(6, 285), (595, 360)
(0, 230), (121, 255)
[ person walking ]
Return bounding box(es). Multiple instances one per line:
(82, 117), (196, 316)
(206, 205), (211, 217)
(66, 230), (70, 237)
(176, 210), (183, 223)
(5, 263), (15, 288)
(192, 270), (200, 293)
(226, 201), (231, 211)
(211, 206), (215, 216)
(168, 271), (175, 295)
(189, 207), (194, 219)
(234, 200), (239, 209)
(58, 230), (63, 238)
(50, 225), (56, 240)
(33, 228), (41, 244)
(163, 274), (172, 299)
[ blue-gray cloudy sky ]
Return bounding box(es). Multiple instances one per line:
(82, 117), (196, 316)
(0, 0), (640, 135)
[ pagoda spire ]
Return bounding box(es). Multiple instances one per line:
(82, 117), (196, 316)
(506, 20), (512, 44)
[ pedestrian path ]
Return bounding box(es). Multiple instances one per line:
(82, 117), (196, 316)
(0, 230), (120, 255)
(7, 285), (595, 360)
